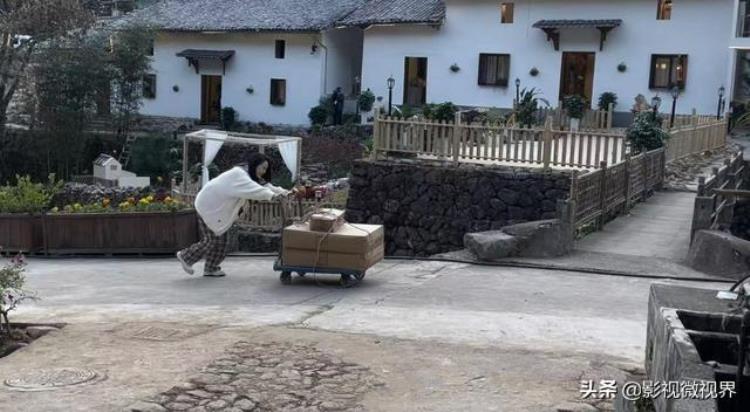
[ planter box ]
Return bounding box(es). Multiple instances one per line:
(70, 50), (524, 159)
(0, 214), (43, 253)
(43, 210), (198, 254)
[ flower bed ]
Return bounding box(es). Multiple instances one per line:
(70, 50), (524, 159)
(0, 179), (198, 254)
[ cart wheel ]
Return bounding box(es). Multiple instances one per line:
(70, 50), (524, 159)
(340, 273), (364, 288)
(280, 271), (292, 285)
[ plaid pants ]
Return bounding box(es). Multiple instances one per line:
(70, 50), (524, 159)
(180, 217), (228, 272)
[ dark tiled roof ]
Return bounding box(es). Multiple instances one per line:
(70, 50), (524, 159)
(339, 0), (445, 26)
(176, 49), (236, 60)
(122, 0), (368, 32)
(532, 19), (623, 29)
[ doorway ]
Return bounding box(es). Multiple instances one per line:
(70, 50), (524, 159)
(403, 57), (428, 106)
(201, 75), (222, 124)
(559, 52), (595, 104)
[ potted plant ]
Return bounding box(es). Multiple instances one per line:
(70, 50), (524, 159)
(564, 95), (587, 131)
(598, 92), (618, 111)
(358, 89), (376, 123)
(0, 176), (61, 253)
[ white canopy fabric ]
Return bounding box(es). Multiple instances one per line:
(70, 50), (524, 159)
(278, 140), (300, 181)
(202, 130), (227, 186)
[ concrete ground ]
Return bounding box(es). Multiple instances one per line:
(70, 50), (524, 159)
(575, 191), (695, 263)
(0, 256), (732, 412)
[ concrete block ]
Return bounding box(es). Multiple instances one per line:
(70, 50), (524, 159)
(463, 231), (520, 261)
(687, 230), (750, 279)
(501, 219), (572, 258)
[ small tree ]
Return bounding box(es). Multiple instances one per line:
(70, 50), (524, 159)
(0, 0), (94, 134)
(598, 92), (618, 111)
(221, 107), (237, 131)
(626, 111), (670, 152)
(108, 24), (156, 136)
(0, 253), (36, 337)
(515, 88), (549, 127)
(423, 102), (457, 122)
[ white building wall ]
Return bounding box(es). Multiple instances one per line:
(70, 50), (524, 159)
(361, 0), (734, 115)
(143, 32), (326, 125)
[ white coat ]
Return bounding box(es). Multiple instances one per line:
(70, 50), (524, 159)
(194, 166), (289, 235)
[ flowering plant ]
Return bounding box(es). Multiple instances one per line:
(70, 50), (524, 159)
(0, 252), (37, 336)
(50, 193), (189, 214)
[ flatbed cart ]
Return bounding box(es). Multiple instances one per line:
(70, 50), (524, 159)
(272, 195), (366, 288)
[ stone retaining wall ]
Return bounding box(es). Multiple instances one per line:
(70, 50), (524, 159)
(345, 159), (572, 256)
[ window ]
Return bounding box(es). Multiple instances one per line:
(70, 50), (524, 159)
(649, 54), (687, 89)
(657, 0), (672, 20)
(478, 54), (510, 87)
(270, 79), (286, 106)
(142, 74), (156, 98)
(275, 40), (285, 59)
(501, 3), (514, 23)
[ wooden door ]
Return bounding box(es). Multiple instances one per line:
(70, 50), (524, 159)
(403, 57), (428, 106)
(559, 52), (595, 104)
(201, 75), (222, 124)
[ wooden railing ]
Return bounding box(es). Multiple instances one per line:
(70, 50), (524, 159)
(664, 118), (728, 162)
(570, 148), (665, 232)
(236, 197), (348, 232)
(670, 113), (720, 129)
(372, 114), (626, 169)
(533, 103), (614, 130)
(690, 152), (747, 242)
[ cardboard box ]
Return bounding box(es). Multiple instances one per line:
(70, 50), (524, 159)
(309, 209), (345, 233)
(282, 243), (384, 271)
(281, 222), (385, 271)
(283, 222), (384, 255)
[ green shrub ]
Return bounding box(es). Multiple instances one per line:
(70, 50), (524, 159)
(308, 104), (329, 125)
(423, 102), (457, 122)
(221, 107), (237, 131)
(626, 112), (670, 152)
(358, 90), (375, 112)
(516, 88), (547, 127)
(0, 176), (62, 214)
(563, 95), (587, 119)
(598, 92), (618, 111)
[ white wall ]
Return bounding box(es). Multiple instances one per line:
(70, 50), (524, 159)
(143, 32), (327, 125)
(361, 0), (734, 115)
(322, 28), (364, 97)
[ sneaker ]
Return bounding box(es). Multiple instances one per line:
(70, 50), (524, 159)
(204, 269), (227, 277)
(176, 251), (194, 275)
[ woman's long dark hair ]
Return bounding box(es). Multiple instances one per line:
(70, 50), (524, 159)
(245, 152), (273, 184)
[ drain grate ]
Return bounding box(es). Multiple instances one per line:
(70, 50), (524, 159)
(4, 368), (104, 392)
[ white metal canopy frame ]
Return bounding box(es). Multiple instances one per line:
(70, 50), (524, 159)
(181, 129), (302, 192)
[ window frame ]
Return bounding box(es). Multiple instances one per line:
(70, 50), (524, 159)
(275, 40), (286, 59)
(142, 74), (157, 99)
(501, 3), (515, 24)
(270, 78), (287, 106)
(649, 54), (688, 90)
(657, 0), (672, 20)
(477, 53), (511, 87)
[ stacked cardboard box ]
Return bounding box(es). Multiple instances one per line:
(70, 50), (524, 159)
(309, 208), (345, 232)
(282, 221), (384, 271)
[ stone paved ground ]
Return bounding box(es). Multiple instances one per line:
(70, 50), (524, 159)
(134, 341), (381, 412)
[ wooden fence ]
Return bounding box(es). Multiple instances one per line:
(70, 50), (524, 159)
(664, 118), (728, 163)
(690, 152), (746, 242)
(670, 113), (721, 129)
(570, 148), (665, 231)
(534, 103), (614, 131)
(372, 114), (626, 169)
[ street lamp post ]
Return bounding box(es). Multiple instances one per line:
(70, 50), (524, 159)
(670, 86), (680, 129)
(387, 76), (395, 116)
(515, 78), (521, 107)
(717, 86), (726, 120)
